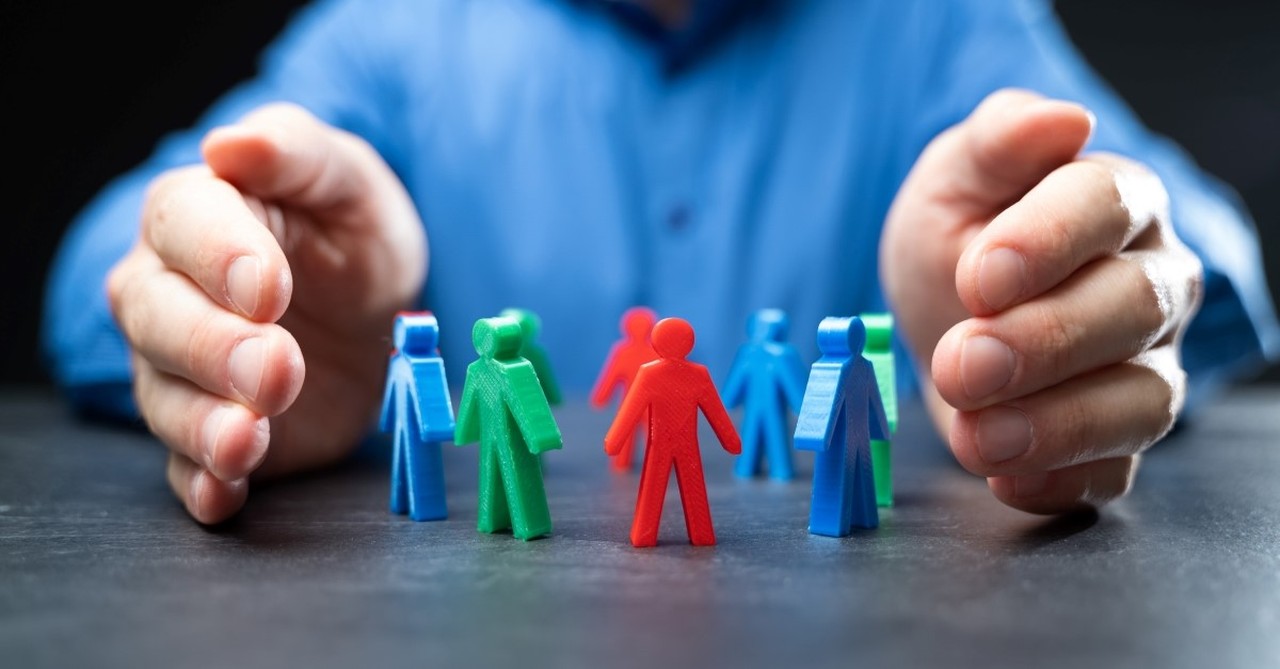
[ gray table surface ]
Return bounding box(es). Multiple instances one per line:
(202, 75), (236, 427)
(2, 384), (1278, 669)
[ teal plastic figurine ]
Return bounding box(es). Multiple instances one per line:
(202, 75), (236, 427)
(454, 316), (564, 540)
(722, 309), (808, 480)
(860, 312), (898, 507)
(794, 316), (888, 537)
(379, 312), (455, 521)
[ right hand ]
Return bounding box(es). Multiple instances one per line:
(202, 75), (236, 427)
(106, 103), (427, 524)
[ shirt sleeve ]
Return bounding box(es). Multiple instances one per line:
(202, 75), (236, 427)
(897, 0), (1280, 413)
(39, 0), (420, 420)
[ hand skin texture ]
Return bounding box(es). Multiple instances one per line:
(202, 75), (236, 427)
(881, 88), (1204, 515)
(106, 103), (427, 524)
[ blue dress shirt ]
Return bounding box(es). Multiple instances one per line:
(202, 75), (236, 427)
(41, 0), (1280, 420)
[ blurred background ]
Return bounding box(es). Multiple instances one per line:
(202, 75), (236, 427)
(3, 0), (1277, 387)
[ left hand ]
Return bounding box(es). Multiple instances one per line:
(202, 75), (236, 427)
(881, 88), (1204, 514)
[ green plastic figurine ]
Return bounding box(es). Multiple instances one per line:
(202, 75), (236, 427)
(455, 316), (564, 540)
(500, 307), (561, 406)
(860, 312), (898, 508)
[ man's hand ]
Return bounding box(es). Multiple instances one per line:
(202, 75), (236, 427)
(881, 89), (1204, 514)
(106, 103), (427, 524)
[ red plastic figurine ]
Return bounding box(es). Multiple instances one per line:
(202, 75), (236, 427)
(604, 317), (741, 547)
(590, 306), (659, 471)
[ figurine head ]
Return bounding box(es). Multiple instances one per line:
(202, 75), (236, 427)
(747, 308), (789, 343)
(860, 313), (893, 353)
(500, 307), (541, 343)
(473, 316), (523, 360)
(651, 317), (695, 360)
(816, 316), (866, 358)
(621, 306), (658, 340)
(393, 311), (438, 356)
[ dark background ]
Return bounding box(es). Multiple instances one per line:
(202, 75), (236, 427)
(3, 0), (1278, 387)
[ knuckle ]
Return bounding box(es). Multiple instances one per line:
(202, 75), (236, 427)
(143, 169), (194, 232)
(1124, 259), (1169, 341)
(104, 256), (132, 316)
(1072, 158), (1120, 193)
(1144, 360), (1183, 440)
(116, 274), (154, 345)
(249, 101), (313, 126)
(1084, 457), (1139, 506)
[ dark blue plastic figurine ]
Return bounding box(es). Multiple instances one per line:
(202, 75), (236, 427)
(379, 312), (456, 521)
(723, 309), (808, 480)
(794, 316), (889, 536)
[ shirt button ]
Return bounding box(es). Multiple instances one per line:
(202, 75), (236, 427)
(666, 203), (692, 232)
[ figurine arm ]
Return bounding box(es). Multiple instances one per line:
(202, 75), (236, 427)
(504, 363), (563, 455)
(868, 369), (890, 442)
(604, 367), (649, 456)
(414, 360), (456, 442)
(720, 348), (748, 409)
(378, 357), (398, 434)
(697, 368), (742, 455)
(453, 364), (481, 446)
(589, 347), (623, 409)
(794, 363), (844, 452)
(526, 348), (562, 406)
(779, 346), (807, 413)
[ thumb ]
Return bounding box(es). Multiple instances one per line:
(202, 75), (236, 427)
(907, 88), (1095, 221)
(200, 102), (386, 215)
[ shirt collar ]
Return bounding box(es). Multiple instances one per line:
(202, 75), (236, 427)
(573, 0), (782, 73)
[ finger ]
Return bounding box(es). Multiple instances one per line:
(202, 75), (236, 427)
(112, 261), (304, 416)
(166, 452), (250, 525)
(955, 155), (1167, 315)
(142, 166), (292, 322)
(905, 88), (1095, 220)
(933, 245), (1201, 409)
(135, 359), (270, 482)
(947, 346), (1184, 477)
(986, 456), (1139, 515)
(201, 102), (388, 216)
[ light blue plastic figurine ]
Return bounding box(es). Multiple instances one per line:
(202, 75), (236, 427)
(794, 316), (889, 536)
(722, 309), (808, 480)
(379, 312), (456, 521)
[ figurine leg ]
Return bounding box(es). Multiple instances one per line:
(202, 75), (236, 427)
(389, 428), (408, 515)
(631, 452), (673, 547)
(808, 414), (852, 537)
(872, 439), (892, 507)
(674, 451), (716, 546)
(477, 441), (512, 534)
(763, 401), (793, 481)
(406, 437), (448, 521)
(498, 436), (552, 541)
(851, 442), (879, 529)
(734, 413), (763, 478)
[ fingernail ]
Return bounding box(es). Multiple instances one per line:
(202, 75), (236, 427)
(189, 469), (209, 520)
(1013, 472), (1051, 498)
(201, 407), (231, 470)
(978, 247), (1027, 311)
(229, 338), (264, 402)
(226, 256), (261, 318)
(977, 406), (1033, 463)
(243, 418), (270, 474)
(960, 335), (1016, 400)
